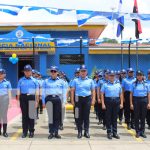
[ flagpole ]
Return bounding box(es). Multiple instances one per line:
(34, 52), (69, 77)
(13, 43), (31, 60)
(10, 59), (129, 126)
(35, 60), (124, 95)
(136, 40), (139, 70)
(128, 38), (132, 68)
(121, 32), (123, 69)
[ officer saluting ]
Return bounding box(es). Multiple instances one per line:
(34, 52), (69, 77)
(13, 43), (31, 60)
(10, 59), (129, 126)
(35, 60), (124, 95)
(101, 70), (123, 140)
(130, 70), (150, 138)
(17, 65), (39, 138)
(71, 65), (95, 139)
(0, 69), (12, 137)
(42, 66), (67, 139)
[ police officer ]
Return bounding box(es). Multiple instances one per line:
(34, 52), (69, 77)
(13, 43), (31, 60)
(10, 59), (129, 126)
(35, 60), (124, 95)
(118, 69), (127, 125)
(42, 66), (67, 139)
(130, 70), (150, 138)
(0, 69), (12, 137)
(101, 70), (123, 139)
(17, 65), (39, 138)
(146, 69), (150, 129)
(122, 68), (136, 129)
(97, 69), (109, 130)
(71, 65), (95, 139)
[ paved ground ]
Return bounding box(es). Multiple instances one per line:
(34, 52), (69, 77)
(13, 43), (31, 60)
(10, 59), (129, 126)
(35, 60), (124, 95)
(1, 107), (150, 150)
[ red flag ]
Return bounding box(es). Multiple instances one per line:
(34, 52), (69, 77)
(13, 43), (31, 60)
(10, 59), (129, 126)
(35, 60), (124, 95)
(132, 0), (142, 39)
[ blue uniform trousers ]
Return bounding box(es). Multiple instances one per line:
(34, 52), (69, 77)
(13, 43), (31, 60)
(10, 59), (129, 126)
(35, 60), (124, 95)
(20, 94), (36, 134)
(75, 95), (91, 132)
(105, 97), (120, 134)
(133, 96), (147, 134)
(45, 95), (61, 134)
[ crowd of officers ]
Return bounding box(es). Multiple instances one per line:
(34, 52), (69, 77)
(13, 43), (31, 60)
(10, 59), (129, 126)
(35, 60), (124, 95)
(0, 64), (150, 140)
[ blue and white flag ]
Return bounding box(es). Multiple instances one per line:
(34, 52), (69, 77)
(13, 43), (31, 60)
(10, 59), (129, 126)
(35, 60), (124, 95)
(0, 4), (23, 15)
(76, 10), (119, 27)
(28, 7), (71, 15)
(95, 39), (104, 45)
(116, 0), (124, 37)
(56, 39), (78, 46)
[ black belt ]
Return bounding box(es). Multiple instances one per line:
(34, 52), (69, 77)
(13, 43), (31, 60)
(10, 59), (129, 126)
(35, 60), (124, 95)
(21, 94), (35, 96)
(105, 97), (119, 100)
(133, 96), (147, 99)
(78, 95), (91, 98)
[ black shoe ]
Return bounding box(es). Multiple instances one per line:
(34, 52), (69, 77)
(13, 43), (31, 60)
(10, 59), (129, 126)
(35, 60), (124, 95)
(59, 125), (64, 130)
(131, 124), (135, 129)
(102, 125), (106, 130)
(136, 133), (140, 138)
(127, 125), (131, 130)
(22, 133), (27, 138)
(84, 132), (90, 138)
(3, 133), (8, 138)
(77, 132), (82, 139)
(148, 126), (150, 130)
(119, 120), (122, 125)
(29, 132), (34, 138)
(140, 133), (147, 138)
(40, 111), (43, 114)
(55, 133), (61, 139)
(107, 133), (112, 140)
(48, 133), (54, 139)
(113, 133), (120, 139)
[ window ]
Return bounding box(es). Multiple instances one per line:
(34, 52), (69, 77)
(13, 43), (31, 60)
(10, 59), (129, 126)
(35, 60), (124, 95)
(60, 54), (84, 64)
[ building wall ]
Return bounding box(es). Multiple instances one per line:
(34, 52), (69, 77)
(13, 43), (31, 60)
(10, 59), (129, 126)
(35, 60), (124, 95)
(88, 54), (150, 76)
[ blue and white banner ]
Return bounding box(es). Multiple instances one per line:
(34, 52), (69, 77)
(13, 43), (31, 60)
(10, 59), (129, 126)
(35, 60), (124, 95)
(56, 39), (79, 46)
(76, 10), (119, 27)
(0, 4), (23, 15)
(95, 39), (104, 45)
(28, 7), (71, 15)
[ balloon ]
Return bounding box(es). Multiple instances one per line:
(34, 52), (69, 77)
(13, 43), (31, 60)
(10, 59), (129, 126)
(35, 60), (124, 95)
(12, 53), (17, 58)
(9, 57), (19, 64)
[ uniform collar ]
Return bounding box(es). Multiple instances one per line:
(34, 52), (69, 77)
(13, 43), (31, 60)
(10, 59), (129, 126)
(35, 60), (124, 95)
(137, 80), (144, 84)
(127, 76), (134, 79)
(24, 76), (32, 80)
(79, 76), (88, 80)
(108, 80), (117, 84)
(0, 79), (6, 83)
(49, 77), (59, 80)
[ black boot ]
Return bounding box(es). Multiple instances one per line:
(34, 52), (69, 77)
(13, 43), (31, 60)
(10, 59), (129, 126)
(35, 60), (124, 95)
(77, 131), (82, 139)
(84, 131), (90, 138)
(3, 124), (8, 137)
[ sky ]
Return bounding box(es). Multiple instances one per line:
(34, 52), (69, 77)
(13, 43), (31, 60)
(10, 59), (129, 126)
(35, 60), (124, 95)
(0, 0), (150, 40)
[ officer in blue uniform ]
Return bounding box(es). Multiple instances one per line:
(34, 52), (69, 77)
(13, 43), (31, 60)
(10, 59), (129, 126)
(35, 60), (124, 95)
(122, 68), (136, 129)
(118, 69), (127, 125)
(146, 69), (150, 129)
(97, 69), (109, 130)
(0, 69), (12, 137)
(101, 70), (123, 140)
(42, 66), (67, 139)
(17, 65), (39, 138)
(71, 65), (95, 139)
(130, 70), (150, 138)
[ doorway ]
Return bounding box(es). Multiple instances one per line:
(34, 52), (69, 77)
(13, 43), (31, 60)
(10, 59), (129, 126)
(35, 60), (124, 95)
(18, 58), (33, 79)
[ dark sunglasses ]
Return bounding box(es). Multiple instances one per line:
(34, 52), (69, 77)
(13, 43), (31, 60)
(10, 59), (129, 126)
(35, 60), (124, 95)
(51, 70), (57, 73)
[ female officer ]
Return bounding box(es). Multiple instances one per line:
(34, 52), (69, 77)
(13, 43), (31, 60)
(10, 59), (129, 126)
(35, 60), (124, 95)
(42, 66), (67, 139)
(101, 70), (123, 140)
(0, 69), (12, 137)
(71, 65), (95, 139)
(130, 70), (150, 138)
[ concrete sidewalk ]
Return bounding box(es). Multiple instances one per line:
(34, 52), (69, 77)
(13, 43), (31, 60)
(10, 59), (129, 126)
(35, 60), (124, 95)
(0, 110), (150, 150)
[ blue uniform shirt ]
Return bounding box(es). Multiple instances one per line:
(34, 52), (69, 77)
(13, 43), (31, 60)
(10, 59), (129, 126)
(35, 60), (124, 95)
(17, 76), (39, 94)
(72, 76), (95, 97)
(97, 78), (108, 90)
(101, 81), (122, 97)
(130, 81), (150, 97)
(0, 79), (12, 96)
(42, 77), (67, 104)
(122, 77), (136, 91)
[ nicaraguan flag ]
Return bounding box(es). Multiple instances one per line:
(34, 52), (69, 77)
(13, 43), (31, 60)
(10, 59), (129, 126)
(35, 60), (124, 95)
(116, 0), (124, 37)
(28, 7), (71, 15)
(0, 4), (23, 15)
(76, 10), (119, 27)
